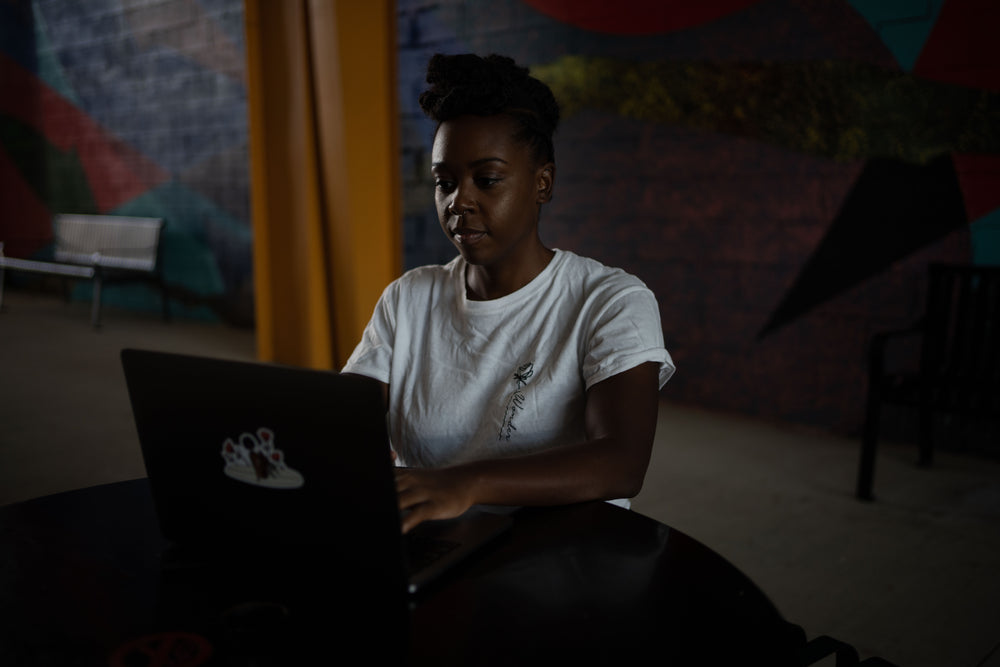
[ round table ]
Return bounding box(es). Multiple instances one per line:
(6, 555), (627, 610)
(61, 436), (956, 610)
(0, 479), (803, 665)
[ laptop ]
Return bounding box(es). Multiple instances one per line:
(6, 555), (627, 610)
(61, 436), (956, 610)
(120, 348), (512, 602)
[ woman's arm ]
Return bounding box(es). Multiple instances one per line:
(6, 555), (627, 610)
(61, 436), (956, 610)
(394, 361), (661, 532)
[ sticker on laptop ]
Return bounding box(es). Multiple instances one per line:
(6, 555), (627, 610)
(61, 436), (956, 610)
(221, 427), (304, 489)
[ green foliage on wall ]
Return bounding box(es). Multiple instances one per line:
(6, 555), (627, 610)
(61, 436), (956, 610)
(533, 56), (1000, 164)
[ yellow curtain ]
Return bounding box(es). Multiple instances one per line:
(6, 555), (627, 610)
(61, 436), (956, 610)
(244, 0), (401, 369)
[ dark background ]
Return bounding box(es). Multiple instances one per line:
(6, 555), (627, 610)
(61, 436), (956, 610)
(2, 0), (998, 437)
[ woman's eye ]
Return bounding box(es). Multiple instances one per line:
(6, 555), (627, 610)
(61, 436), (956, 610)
(434, 180), (455, 193)
(476, 177), (501, 188)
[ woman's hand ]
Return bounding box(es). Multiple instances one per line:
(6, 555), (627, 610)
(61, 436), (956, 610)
(392, 362), (660, 532)
(395, 466), (476, 533)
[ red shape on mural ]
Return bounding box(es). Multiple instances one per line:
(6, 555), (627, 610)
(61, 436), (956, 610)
(0, 146), (53, 258)
(520, 0), (761, 35)
(915, 0), (1000, 220)
(952, 153), (1000, 222)
(913, 0), (1000, 93)
(0, 53), (169, 217)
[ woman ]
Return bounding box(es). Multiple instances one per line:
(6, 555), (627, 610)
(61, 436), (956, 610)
(343, 53), (674, 532)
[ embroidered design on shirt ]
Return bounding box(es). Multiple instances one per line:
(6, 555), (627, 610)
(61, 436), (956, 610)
(499, 362), (534, 441)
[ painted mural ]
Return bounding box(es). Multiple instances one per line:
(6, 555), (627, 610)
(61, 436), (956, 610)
(0, 0), (251, 324)
(397, 0), (1000, 433)
(2, 0), (997, 434)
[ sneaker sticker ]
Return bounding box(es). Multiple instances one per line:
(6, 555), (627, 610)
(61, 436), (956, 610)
(221, 427), (304, 489)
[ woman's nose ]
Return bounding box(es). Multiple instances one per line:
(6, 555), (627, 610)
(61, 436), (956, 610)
(448, 179), (476, 216)
(447, 201), (472, 216)
(447, 183), (475, 216)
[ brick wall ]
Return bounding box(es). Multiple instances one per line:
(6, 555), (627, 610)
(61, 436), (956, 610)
(4, 0), (993, 434)
(0, 0), (251, 323)
(394, 0), (986, 435)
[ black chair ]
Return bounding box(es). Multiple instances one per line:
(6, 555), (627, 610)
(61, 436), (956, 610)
(803, 635), (859, 666)
(857, 263), (1000, 500)
(785, 623), (899, 666)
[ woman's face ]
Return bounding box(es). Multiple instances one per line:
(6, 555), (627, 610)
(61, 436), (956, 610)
(431, 114), (553, 273)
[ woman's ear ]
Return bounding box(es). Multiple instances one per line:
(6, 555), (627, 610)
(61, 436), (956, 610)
(536, 163), (555, 204)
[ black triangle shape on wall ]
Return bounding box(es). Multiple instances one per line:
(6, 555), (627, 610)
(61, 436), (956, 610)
(758, 154), (968, 339)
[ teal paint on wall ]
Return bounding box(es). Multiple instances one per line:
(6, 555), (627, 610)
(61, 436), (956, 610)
(31, 1), (79, 105)
(848, 0), (945, 70)
(971, 210), (1000, 265)
(2, 0), (253, 325)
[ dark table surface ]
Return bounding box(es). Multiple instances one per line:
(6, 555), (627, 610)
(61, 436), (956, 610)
(0, 479), (803, 666)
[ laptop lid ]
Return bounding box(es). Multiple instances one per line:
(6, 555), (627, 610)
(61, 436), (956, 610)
(120, 348), (510, 596)
(121, 348), (401, 549)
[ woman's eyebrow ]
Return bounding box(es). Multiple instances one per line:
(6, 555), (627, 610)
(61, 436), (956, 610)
(470, 157), (508, 167)
(432, 157), (509, 169)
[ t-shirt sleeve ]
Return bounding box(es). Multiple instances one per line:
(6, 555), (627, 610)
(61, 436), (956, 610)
(582, 286), (675, 390)
(341, 282), (397, 384)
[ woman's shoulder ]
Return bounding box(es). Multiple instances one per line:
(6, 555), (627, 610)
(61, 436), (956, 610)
(553, 250), (651, 294)
(382, 260), (464, 307)
(386, 257), (462, 293)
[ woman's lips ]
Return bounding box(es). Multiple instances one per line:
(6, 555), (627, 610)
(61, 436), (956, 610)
(452, 228), (487, 245)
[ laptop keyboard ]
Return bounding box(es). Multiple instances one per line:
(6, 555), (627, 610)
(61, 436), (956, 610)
(405, 533), (460, 575)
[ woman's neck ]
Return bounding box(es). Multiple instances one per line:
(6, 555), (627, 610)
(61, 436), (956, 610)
(465, 245), (555, 301)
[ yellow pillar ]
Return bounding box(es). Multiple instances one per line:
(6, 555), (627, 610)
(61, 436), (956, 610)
(245, 0), (400, 369)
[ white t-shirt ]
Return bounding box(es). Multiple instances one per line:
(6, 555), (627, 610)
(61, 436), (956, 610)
(342, 249), (675, 472)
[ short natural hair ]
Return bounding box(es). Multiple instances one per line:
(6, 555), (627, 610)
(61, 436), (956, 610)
(418, 53), (560, 164)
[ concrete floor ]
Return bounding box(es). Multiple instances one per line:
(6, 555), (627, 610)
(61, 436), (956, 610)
(2, 288), (998, 667)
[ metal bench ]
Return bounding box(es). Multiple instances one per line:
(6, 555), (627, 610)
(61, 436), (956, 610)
(0, 214), (168, 328)
(857, 263), (1000, 500)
